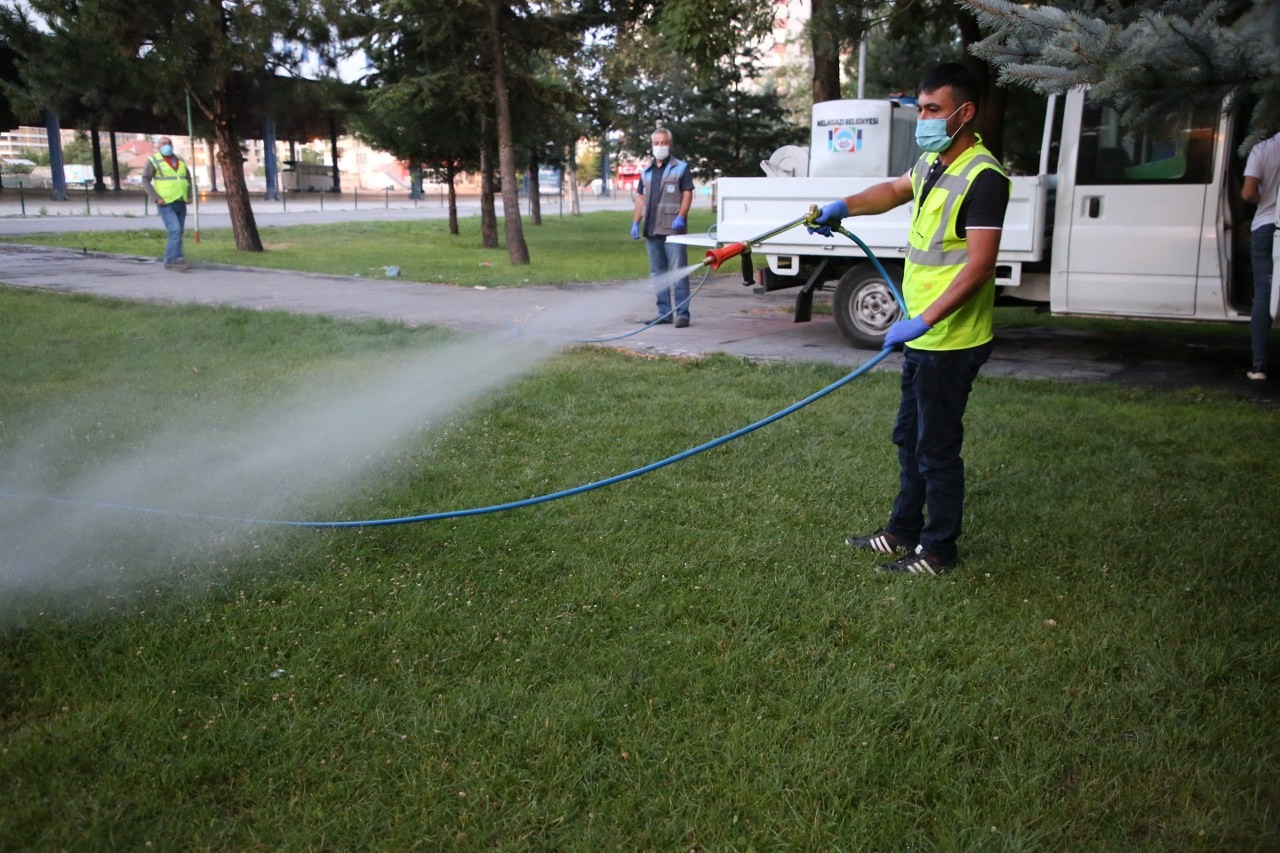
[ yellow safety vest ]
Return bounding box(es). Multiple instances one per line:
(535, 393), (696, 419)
(903, 138), (1008, 351)
(148, 154), (190, 204)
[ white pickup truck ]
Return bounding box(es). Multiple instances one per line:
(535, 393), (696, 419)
(679, 89), (1277, 348)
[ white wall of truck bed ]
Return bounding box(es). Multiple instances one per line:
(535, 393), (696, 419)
(712, 174), (1048, 268)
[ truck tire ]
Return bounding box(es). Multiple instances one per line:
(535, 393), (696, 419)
(832, 262), (903, 349)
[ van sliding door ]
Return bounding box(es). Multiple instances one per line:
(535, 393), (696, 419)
(1056, 97), (1218, 317)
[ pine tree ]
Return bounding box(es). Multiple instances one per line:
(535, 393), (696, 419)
(962, 0), (1280, 149)
(350, 1), (487, 237)
(349, 0), (594, 263)
(1, 0), (350, 252)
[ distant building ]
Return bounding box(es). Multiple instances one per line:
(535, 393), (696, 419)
(0, 126), (74, 160)
(765, 0), (811, 76)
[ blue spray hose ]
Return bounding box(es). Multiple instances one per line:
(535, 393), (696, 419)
(0, 219), (905, 530)
(576, 265), (713, 344)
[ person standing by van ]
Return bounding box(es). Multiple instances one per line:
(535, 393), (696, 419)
(807, 63), (1010, 576)
(631, 127), (695, 327)
(1243, 131), (1280, 382)
(142, 137), (193, 272)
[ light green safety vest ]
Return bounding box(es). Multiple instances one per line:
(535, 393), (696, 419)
(148, 154), (190, 204)
(903, 138), (1008, 351)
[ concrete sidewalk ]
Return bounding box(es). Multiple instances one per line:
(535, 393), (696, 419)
(1, 242), (1273, 404)
(0, 242), (872, 362)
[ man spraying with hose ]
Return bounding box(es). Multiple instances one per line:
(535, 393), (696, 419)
(808, 63), (1010, 576)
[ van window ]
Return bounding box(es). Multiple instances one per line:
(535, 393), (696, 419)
(1076, 98), (1218, 185)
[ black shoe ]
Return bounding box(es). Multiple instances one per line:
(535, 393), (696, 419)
(674, 317), (690, 328)
(845, 527), (916, 555)
(877, 545), (956, 576)
(643, 316), (674, 325)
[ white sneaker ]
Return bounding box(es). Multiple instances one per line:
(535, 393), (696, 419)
(1246, 368), (1266, 381)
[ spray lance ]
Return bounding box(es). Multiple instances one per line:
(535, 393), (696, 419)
(700, 206), (841, 287)
(701, 206), (902, 314)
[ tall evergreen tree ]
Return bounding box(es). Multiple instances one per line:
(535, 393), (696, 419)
(478, 0), (593, 258)
(351, 0), (603, 262)
(350, 0), (486, 236)
(485, 0), (530, 264)
(511, 61), (580, 225)
(626, 0), (776, 83)
(3, 0), (348, 252)
(145, 0), (348, 252)
(0, 0), (140, 193)
(792, 1), (1016, 155)
(613, 60), (805, 179)
(810, 0), (867, 103)
(963, 0), (1280, 148)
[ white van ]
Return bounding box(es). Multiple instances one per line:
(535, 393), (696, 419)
(681, 90), (1277, 348)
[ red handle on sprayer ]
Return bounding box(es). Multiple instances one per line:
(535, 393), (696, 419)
(704, 242), (748, 270)
(702, 208), (819, 271)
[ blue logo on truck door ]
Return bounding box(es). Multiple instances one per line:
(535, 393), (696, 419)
(828, 126), (863, 154)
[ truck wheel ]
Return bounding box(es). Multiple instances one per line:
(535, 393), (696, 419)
(833, 263), (903, 349)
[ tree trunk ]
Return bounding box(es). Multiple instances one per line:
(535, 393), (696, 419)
(109, 130), (121, 191)
(211, 102), (263, 252)
(957, 9), (1004, 160)
(206, 140), (219, 191)
(328, 117), (342, 193)
(409, 162), (422, 201)
(813, 54), (841, 103)
(567, 144), (580, 215)
(91, 123), (105, 192)
(446, 163), (459, 236)
(810, 0), (842, 103)
(487, 0), (530, 264)
(480, 121), (498, 249)
(45, 110), (68, 201)
(529, 148), (542, 226)
(974, 80), (1005, 161)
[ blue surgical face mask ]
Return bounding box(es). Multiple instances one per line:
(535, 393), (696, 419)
(160, 144), (175, 157)
(914, 103), (968, 153)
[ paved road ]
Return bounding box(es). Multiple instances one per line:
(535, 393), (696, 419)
(2, 241), (1274, 407)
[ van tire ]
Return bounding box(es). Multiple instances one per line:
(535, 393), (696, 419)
(833, 262), (903, 349)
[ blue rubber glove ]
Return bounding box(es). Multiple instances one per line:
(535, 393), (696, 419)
(807, 199), (849, 237)
(883, 316), (933, 349)
(672, 215), (686, 232)
(631, 221), (640, 240)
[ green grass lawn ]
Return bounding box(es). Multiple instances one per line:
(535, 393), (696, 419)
(0, 209), (720, 287)
(1, 282), (1278, 848)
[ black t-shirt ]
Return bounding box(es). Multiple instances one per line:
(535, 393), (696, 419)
(917, 157), (1010, 237)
